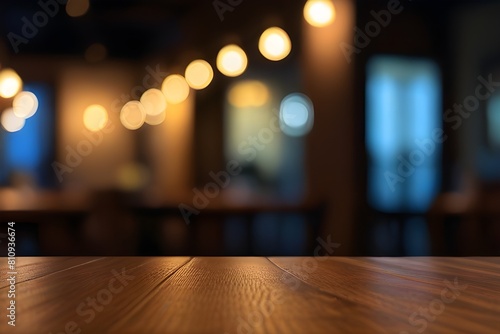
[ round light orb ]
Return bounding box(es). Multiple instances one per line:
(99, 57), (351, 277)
(13, 91), (39, 119)
(1, 108), (25, 132)
(185, 59), (214, 90)
(83, 104), (108, 132)
(161, 74), (190, 104)
(259, 27), (292, 61)
(120, 101), (146, 130)
(304, 0), (336, 27)
(0, 68), (22, 98)
(140, 88), (167, 116)
(216, 44), (248, 77)
(145, 110), (166, 126)
(66, 0), (90, 17)
(279, 93), (314, 137)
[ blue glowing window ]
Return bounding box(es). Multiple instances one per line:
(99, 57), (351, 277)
(366, 56), (442, 212)
(0, 83), (54, 187)
(487, 94), (500, 148)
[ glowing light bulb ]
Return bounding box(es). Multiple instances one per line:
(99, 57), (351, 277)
(0, 68), (22, 98)
(13, 91), (38, 119)
(279, 93), (314, 137)
(259, 27), (292, 61)
(140, 88), (167, 116)
(83, 104), (108, 132)
(1, 108), (25, 132)
(185, 59), (214, 90)
(161, 75), (190, 104)
(216, 44), (248, 77)
(304, 0), (336, 27)
(120, 101), (146, 130)
(145, 110), (166, 126)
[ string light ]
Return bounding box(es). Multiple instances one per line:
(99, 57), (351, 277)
(259, 27), (292, 61)
(216, 44), (248, 77)
(13, 91), (38, 119)
(0, 68), (22, 99)
(304, 0), (336, 27)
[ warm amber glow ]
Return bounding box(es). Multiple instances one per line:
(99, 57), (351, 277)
(12, 91), (38, 119)
(228, 80), (270, 108)
(83, 104), (108, 132)
(116, 162), (150, 191)
(145, 110), (166, 126)
(259, 27), (292, 61)
(120, 101), (146, 130)
(161, 75), (190, 104)
(140, 88), (167, 116)
(66, 0), (90, 17)
(185, 59), (214, 90)
(304, 0), (336, 27)
(1, 108), (25, 132)
(216, 44), (248, 77)
(0, 68), (22, 98)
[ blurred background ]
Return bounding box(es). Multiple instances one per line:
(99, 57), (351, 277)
(0, 0), (499, 256)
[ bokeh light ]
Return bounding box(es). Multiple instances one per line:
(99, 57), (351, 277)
(279, 93), (314, 137)
(185, 59), (214, 90)
(259, 27), (292, 61)
(145, 110), (166, 126)
(66, 0), (90, 17)
(12, 91), (38, 119)
(216, 44), (248, 77)
(1, 108), (25, 132)
(0, 68), (22, 98)
(120, 101), (146, 130)
(83, 104), (108, 132)
(161, 74), (190, 104)
(303, 0), (336, 27)
(140, 88), (167, 116)
(228, 80), (270, 108)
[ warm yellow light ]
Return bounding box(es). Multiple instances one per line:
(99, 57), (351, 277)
(1, 108), (25, 132)
(259, 27), (292, 61)
(161, 75), (190, 104)
(0, 68), (22, 98)
(185, 59), (214, 90)
(13, 91), (38, 119)
(83, 104), (108, 132)
(145, 110), (166, 126)
(120, 101), (146, 130)
(216, 44), (248, 77)
(66, 0), (90, 17)
(228, 81), (270, 108)
(304, 0), (336, 27)
(140, 88), (167, 116)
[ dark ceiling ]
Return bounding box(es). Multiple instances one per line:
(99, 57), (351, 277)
(0, 0), (303, 62)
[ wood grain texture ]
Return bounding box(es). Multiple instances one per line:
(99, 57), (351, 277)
(0, 257), (498, 333)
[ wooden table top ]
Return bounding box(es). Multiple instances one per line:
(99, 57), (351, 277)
(1, 257), (499, 333)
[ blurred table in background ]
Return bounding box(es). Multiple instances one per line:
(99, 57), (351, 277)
(0, 188), (325, 256)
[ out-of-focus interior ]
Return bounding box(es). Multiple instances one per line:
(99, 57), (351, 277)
(1, 0), (499, 256)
